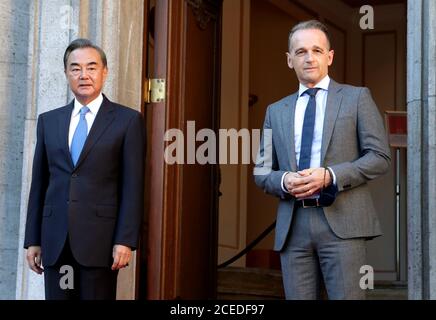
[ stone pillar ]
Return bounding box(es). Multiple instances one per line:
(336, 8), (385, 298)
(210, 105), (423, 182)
(78, 0), (144, 300)
(407, 0), (436, 300)
(15, 0), (80, 300)
(0, 0), (32, 300)
(78, 0), (144, 109)
(15, 0), (144, 300)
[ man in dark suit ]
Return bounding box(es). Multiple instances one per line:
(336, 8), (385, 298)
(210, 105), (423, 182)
(24, 39), (145, 300)
(254, 20), (391, 299)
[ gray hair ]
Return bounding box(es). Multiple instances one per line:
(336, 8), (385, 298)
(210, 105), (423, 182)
(288, 20), (332, 51)
(63, 38), (107, 69)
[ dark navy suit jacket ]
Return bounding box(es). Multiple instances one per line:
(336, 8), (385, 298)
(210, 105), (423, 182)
(24, 95), (145, 267)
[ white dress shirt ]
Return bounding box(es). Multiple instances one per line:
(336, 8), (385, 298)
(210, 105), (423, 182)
(281, 75), (336, 193)
(68, 93), (103, 149)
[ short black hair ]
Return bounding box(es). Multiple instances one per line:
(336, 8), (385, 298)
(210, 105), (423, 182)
(288, 20), (332, 52)
(63, 38), (107, 69)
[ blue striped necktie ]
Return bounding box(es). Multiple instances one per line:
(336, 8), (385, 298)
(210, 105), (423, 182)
(71, 106), (90, 166)
(298, 88), (320, 170)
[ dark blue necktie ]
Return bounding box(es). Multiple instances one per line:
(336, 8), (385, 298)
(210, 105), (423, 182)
(71, 106), (90, 166)
(298, 88), (320, 170)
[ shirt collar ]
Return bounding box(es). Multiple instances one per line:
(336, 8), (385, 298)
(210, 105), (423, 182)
(72, 93), (104, 116)
(298, 75), (330, 97)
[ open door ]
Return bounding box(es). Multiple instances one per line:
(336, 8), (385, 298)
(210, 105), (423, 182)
(143, 0), (222, 299)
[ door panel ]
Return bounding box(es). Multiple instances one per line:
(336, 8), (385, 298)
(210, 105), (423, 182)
(145, 0), (222, 299)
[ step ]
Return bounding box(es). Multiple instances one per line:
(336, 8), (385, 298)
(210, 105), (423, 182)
(217, 267), (408, 300)
(217, 267), (285, 299)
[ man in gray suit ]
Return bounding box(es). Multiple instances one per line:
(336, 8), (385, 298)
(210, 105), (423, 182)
(254, 20), (391, 299)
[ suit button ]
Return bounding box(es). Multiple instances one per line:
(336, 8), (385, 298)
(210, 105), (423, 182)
(72, 173), (78, 178)
(67, 200), (70, 204)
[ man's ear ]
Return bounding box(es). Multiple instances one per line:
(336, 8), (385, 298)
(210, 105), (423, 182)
(103, 67), (108, 81)
(327, 49), (334, 66)
(286, 52), (293, 69)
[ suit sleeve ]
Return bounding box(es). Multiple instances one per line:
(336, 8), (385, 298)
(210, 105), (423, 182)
(254, 105), (291, 199)
(24, 114), (49, 248)
(329, 87), (391, 192)
(113, 112), (145, 250)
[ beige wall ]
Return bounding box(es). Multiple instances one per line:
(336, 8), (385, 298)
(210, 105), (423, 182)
(247, 0), (301, 252)
(359, 3), (407, 281)
(218, 0), (250, 267)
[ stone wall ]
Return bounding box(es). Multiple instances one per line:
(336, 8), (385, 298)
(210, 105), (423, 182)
(0, 0), (32, 300)
(15, 0), (80, 300)
(407, 0), (436, 300)
(0, 0), (143, 299)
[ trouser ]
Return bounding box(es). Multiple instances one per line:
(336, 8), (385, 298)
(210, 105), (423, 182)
(43, 238), (119, 300)
(280, 206), (367, 300)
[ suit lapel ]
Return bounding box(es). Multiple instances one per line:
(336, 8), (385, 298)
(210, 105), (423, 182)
(281, 93), (298, 172)
(74, 96), (116, 169)
(58, 101), (75, 169)
(321, 80), (343, 164)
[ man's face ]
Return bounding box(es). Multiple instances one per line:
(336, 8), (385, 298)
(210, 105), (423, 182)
(65, 47), (108, 105)
(286, 28), (334, 88)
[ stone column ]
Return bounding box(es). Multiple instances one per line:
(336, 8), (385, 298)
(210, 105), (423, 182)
(78, 0), (144, 300)
(15, 0), (144, 300)
(407, 0), (436, 300)
(79, 0), (144, 111)
(15, 0), (80, 300)
(0, 0), (32, 300)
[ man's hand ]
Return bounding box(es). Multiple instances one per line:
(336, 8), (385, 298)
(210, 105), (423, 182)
(26, 246), (43, 274)
(111, 244), (132, 270)
(290, 167), (332, 199)
(284, 171), (306, 194)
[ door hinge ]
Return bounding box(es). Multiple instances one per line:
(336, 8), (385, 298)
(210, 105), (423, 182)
(144, 78), (166, 103)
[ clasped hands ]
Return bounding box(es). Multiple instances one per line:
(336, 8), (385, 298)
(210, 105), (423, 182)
(284, 167), (332, 199)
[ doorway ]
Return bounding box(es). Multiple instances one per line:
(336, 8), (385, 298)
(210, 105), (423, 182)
(218, 0), (407, 298)
(139, 0), (407, 299)
(140, 0), (222, 299)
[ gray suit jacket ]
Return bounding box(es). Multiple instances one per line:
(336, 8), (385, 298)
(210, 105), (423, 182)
(254, 79), (391, 252)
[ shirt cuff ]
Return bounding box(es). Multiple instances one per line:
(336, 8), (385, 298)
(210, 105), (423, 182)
(281, 172), (289, 193)
(327, 167), (337, 186)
